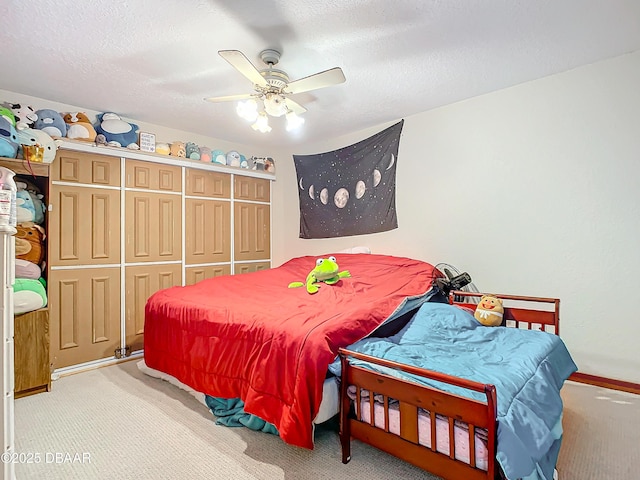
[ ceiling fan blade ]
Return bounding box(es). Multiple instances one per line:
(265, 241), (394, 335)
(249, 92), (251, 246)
(218, 50), (268, 87)
(284, 98), (307, 115)
(204, 93), (257, 103)
(284, 67), (346, 95)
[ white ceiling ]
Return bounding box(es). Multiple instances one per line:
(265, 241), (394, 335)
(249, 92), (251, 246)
(2, 1), (640, 148)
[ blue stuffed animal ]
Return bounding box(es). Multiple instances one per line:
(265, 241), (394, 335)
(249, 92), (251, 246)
(34, 109), (67, 138)
(95, 112), (139, 149)
(185, 142), (200, 160)
(17, 127), (58, 163)
(0, 116), (19, 158)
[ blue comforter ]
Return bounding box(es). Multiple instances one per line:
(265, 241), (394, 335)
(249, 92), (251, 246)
(330, 302), (577, 480)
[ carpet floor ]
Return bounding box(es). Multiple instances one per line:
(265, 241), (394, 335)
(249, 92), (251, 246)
(13, 359), (640, 479)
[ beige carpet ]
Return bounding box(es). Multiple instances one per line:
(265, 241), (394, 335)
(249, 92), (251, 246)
(13, 360), (640, 479)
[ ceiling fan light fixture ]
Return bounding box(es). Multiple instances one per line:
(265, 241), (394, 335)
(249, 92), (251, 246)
(251, 111), (271, 133)
(236, 99), (258, 121)
(285, 110), (305, 131)
(263, 92), (288, 117)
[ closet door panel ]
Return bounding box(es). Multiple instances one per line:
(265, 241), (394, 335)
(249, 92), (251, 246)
(125, 191), (182, 262)
(234, 202), (270, 262)
(185, 265), (231, 285)
(49, 268), (121, 369)
(49, 185), (121, 266)
(125, 264), (182, 352)
(185, 198), (231, 264)
(52, 151), (120, 186)
(185, 169), (231, 198)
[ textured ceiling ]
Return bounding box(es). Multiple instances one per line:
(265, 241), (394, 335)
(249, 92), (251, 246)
(2, 0), (640, 148)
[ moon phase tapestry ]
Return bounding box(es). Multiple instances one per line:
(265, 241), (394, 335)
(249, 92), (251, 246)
(293, 119), (403, 239)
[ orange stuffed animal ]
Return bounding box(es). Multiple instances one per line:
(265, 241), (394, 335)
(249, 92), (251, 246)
(474, 295), (504, 327)
(15, 222), (46, 265)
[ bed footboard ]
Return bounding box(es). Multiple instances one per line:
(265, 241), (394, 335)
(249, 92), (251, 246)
(339, 349), (499, 480)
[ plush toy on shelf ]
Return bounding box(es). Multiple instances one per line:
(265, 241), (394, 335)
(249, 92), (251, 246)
(212, 149), (226, 165)
(170, 141), (186, 157)
(15, 181), (45, 224)
(199, 146), (212, 162)
(16, 127), (59, 163)
(0, 116), (19, 158)
(13, 277), (47, 314)
(94, 112), (139, 149)
(226, 150), (241, 167)
(15, 222), (46, 266)
(3, 102), (38, 130)
(474, 295), (504, 327)
(185, 142), (200, 160)
(155, 142), (170, 155)
(63, 112), (97, 142)
(0, 106), (16, 126)
(34, 109), (67, 138)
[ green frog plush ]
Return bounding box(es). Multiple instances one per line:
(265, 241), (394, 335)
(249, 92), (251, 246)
(288, 256), (351, 294)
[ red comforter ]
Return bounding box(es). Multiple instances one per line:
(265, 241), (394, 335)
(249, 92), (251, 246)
(144, 253), (437, 448)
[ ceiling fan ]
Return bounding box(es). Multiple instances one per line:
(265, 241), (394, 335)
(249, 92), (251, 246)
(205, 49), (346, 132)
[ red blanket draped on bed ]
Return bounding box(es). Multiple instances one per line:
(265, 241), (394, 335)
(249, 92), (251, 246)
(144, 253), (437, 448)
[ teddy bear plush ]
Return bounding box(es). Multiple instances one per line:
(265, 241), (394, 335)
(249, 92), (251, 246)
(63, 112), (97, 142)
(170, 141), (186, 157)
(474, 295), (504, 327)
(15, 222), (46, 266)
(94, 112), (139, 149)
(34, 109), (67, 138)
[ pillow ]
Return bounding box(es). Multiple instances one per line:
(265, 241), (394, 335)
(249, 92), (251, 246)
(391, 302), (478, 344)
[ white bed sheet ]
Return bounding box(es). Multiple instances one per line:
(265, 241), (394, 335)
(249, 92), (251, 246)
(137, 360), (340, 424)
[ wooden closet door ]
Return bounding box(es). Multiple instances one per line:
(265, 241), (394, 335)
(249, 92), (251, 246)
(125, 264), (182, 352)
(49, 185), (121, 266)
(234, 202), (270, 262)
(49, 268), (121, 369)
(185, 265), (231, 285)
(185, 198), (231, 265)
(125, 191), (182, 263)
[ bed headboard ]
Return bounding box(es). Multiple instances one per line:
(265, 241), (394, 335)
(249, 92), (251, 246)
(448, 291), (561, 336)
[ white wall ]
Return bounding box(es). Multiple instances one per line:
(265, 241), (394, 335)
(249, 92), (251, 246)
(272, 50), (640, 383)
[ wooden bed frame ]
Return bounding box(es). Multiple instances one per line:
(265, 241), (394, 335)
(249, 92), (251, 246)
(338, 291), (561, 480)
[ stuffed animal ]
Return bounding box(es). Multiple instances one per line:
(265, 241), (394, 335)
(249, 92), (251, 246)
(251, 156), (266, 171)
(0, 116), (19, 158)
(212, 149), (226, 165)
(3, 102), (38, 130)
(13, 277), (47, 314)
(15, 181), (45, 224)
(474, 295), (504, 327)
(199, 146), (212, 162)
(155, 142), (170, 155)
(94, 112), (139, 149)
(170, 141), (186, 157)
(0, 106), (16, 126)
(185, 142), (200, 160)
(288, 256), (351, 294)
(34, 109), (67, 138)
(265, 158), (275, 173)
(16, 127), (58, 163)
(226, 150), (241, 167)
(239, 154), (248, 168)
(15, 222), (46, 265)
(63, 112), (97, 142)
(15, 258), (42, 280)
